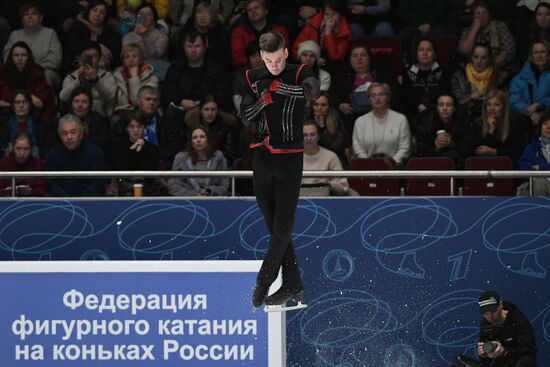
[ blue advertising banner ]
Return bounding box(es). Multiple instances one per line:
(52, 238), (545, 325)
(0, 197), (549, 366)
(0, 261), (285, 367)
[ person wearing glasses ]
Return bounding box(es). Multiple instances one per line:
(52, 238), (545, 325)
(0, 90), (44, 157)
(330, 40), (397, 136)
(352, 82), (410, 167)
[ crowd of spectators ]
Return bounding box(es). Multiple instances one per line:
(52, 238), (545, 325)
(1, 0), (550, 197)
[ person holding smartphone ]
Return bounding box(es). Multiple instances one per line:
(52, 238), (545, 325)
(122, 3), (169, 81)
(59, 42), (117, 117)
(0, 132), (47, 197)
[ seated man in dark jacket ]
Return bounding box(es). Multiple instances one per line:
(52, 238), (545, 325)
(162, 30), (232, 117)
(46, 114), (108, 197)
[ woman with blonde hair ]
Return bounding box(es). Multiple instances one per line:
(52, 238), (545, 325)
(113, 43), (159, 111)
(311, 92), (348, 167)
(474, 90), (529, 166)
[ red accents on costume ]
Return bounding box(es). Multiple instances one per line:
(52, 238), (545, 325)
(295, 64), (306, 85)
(262, 92), (273, 104)
(269, 80), (281, 91)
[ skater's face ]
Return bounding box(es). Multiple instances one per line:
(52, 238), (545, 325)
(471, 45), (490, 72)
(191, 128), (208, 153)
(71, 93), (91, 118)
(437, 96), (455, 122)
(416, 40), (435, 67)
(12, 46), (29, 72)
(536, 5), (550, 29)
(541, 119), (550, 138)
(126, 119), (145, 143)
(200, 101), (218, 124)
(530, 42), (549, 70)
(261, 48), (288, 76)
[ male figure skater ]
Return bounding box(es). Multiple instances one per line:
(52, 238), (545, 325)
(240, 31), (320, 310)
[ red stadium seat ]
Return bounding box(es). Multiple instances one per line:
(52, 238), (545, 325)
(405, 157), (455, 196)
(462, 156), (515, 196)
(349, 158), (401, 196)
(363, 36), (405, 75)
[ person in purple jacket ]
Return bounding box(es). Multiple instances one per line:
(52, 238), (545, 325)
(518, 109), (550, 195)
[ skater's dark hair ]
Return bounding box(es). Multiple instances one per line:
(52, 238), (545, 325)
(259, 31), (285, 53)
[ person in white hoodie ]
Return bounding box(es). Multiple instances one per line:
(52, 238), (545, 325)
(352, 82), (411, 167)
(113, 43), (159, 112)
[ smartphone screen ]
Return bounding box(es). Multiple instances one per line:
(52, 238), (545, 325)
(83, 55), (93, 67)
(136, 14), (145, 24)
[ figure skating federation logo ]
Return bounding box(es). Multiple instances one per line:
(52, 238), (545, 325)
(322, 249), (354, 282)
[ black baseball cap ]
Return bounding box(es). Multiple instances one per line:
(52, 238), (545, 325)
(478, 290), (501, 314)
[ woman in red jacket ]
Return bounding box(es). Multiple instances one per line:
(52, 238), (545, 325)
(0, 131), (47, 197)
(292, 0), (352, 74)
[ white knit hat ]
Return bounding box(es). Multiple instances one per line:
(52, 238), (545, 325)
(517, 0), (550, 11)
(297, 40), (321, 60)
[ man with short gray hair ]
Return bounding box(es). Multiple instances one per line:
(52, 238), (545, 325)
(46, 114), (108, 197)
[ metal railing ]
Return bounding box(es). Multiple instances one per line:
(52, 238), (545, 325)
(2, 170), (549, 197)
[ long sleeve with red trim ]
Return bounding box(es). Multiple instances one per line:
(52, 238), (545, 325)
(240, 63), (319, 152)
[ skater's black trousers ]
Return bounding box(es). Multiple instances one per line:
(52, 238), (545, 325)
(253, 146), (303, 289)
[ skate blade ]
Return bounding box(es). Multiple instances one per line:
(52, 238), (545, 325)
(263, 302), (307, 313)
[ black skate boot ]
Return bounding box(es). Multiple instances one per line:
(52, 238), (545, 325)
(251, 282), (269, 310)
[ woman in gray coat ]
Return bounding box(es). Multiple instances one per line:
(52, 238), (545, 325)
(167, 124), (229, 196)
